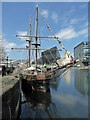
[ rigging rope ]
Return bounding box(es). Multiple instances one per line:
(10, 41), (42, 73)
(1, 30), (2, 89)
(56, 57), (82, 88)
(39, 8), (70, 57)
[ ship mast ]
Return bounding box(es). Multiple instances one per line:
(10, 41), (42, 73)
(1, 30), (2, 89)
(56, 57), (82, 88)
(13, 5), (61, 69)
(29, 16), (31, 67)
(35, 5), (38, 72)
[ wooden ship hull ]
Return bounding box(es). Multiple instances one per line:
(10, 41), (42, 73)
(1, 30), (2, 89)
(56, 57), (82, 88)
(20, 62), (71, 92)
(12, 5), (74, 92)
(21, 74), (50, 92)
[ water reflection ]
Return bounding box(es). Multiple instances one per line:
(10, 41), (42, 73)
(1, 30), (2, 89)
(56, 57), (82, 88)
(19, 69), (89, 118)
(50, 77), (61, 90)
(64, 70), (71, 85)
(50, 69), (88, 118)
(74, 69), (88, 95)
(20, 87), (60, 119)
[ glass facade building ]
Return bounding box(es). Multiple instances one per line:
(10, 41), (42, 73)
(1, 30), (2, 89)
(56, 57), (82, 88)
(74, 41), (90, 66)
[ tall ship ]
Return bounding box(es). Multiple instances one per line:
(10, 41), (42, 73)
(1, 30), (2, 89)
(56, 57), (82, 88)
(12, 5), (73, 92)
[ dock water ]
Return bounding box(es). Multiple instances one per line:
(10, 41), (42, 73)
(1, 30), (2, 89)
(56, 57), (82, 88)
(1, 67), (89, 119)
(19, 68), (89, 119)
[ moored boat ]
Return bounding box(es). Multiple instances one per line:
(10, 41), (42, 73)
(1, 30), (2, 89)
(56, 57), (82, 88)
(12, 5), (72, 92)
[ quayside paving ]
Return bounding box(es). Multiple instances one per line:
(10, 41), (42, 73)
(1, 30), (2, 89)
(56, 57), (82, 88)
(1, 67), (21, 119)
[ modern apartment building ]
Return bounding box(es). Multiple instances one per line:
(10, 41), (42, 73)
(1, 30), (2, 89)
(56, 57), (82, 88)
(74, 41), (90, 67)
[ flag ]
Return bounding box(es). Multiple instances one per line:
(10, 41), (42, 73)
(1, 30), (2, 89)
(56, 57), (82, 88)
(67, 51), (70, 56)
(58, 41), (61, 44)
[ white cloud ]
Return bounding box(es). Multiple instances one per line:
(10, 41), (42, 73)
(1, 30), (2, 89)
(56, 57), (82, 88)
(80, 4), (87, 9)
(56, 27), (77, 40)
(51, 12), (59, 23)
(84, 21), (88, 27)
(52, 93), (88, 107)
(61, 4), (87, 28)
(40, 9), (48, 18)
(69, 16), (87, 26)
(70, 18), (79, 25)
(5, 43), (16, 49)
(68, 6), (75, 15)
(3, 39), (17, 53)
(18, 42), (29, 48)
(78, 28), (88, 35)
(17, 31), (28, 40)
(0, 33), (2, 40)
(60, 7), (75, 28)
(56, 26), (88, 40)
(84, 34), (88, 38)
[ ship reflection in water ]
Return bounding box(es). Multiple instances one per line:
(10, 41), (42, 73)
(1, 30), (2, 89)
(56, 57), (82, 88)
(19, 69), (89, 119)
(20, 85), (60, 119)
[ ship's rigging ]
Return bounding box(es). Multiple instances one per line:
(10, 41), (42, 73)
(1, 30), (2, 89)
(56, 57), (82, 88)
(12, 5), (61, 72)
(12, 5), (70, 73)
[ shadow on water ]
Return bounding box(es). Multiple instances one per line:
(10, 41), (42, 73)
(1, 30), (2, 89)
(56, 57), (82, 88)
(19, 79), (61, 119)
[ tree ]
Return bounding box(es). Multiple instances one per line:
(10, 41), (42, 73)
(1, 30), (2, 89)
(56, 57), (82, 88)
(0, 39), (6, 64)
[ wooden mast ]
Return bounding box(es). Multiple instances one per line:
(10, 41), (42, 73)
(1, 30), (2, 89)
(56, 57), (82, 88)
(35, 5), (38, 72)
(11, 48), (62, 51)
(29, 16), (31, 67)
(14, 5), (61, 69)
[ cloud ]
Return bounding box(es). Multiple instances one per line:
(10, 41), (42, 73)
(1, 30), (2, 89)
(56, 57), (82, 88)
(51, 12), (59, 23)
(3, 39), (17, 53)
(84, 34), (88, 38)
(52, 93), (88, 107)
(78, 28), (88, 36)
(84, 21), (88, 27)
(17, 31), (28, 40)
(40, 9), (48, 18)
(68, 6), (75, 15)
(5, 43), (16, 49)
(0, 33), (2, 40)
(70, 18), (79, 25)
(80, 4), (87, 9)
(56, 26), (88, 40)
(18, 42), (29, 48)
(68, 16), (87, 26)
(60, 3), (87, 28)
(60, 7), (75, 28)
(56, 27), (77, 40)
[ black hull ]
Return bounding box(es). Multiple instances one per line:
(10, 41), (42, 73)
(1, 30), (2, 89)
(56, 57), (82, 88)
(21, 78), (50, 92)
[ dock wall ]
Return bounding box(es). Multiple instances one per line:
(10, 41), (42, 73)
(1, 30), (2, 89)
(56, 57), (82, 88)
(1, 67), (21, 119)
(2, 79), (20, 119)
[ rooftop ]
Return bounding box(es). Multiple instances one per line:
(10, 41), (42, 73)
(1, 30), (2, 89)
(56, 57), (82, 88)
(74, 41), (90, 49)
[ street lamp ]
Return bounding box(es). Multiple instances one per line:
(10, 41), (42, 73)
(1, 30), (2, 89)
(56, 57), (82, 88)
(6, 56), (8, 68)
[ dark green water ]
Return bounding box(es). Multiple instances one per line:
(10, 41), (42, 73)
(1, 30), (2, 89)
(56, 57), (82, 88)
(19, 69), (89, 119)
